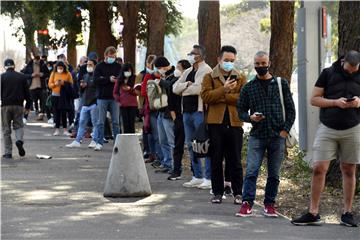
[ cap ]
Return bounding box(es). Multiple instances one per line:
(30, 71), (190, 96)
(88, 52), (98, 61)
(4, 59), (15, 68)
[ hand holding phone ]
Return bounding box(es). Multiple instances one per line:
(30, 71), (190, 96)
(251, 112), (265, 122)
(346, 97), (355, 102)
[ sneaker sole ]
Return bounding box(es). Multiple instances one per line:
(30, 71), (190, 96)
(183, 184), (201, 188)
(198, 186), (212, 189)
(340, 221), (357, 227)
(168, 177), (182, 181)
(235, 212), (253, 217)
(263, 212), (279, 218)
(291, 221), (322, 226)
(15, 141), (25, 157)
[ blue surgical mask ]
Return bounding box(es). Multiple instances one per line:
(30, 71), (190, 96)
(221, 61), (234, 72)
(153, 67), (159, 73)
(106, 57), (116, 64)
(146, 67), (154, 74)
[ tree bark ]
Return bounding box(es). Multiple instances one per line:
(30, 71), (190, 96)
(198, 0), (221, 68)
(21, 12), (38, 63)
(269, 1), (295, 82)
(67, 29), (77, 68)
(327, 1), (360, 189)
(87, 1), (117, 60)
(118, 1), (139, 65)
(145, 1), (166, 57)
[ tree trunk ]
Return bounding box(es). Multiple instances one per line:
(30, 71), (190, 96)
(145, 1), (166, 56)
(87, 1), (117, 60)
(327, 1), (360, 190)
(118, 1), (139, 66)
(67, 29), (77, 68)
(198, 0), (221, 68)
(21, 13), (38, 63)
(269, 1), (295, 82)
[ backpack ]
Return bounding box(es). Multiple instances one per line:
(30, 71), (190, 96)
(146, 79), (168, 110)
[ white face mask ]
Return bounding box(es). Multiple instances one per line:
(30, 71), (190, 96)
(57, 69), (64, 74)
(187, 54), (196, 65)
(86, 66), (94, 73)
(174, 69), (182, 77)
(158, 69), (167, 75)
(124, 71), (132, 78)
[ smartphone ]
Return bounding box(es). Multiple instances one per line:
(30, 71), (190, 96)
(230, 75), (237, 81)
(254, 112), (263, 117)
(346, 98), (355, 102)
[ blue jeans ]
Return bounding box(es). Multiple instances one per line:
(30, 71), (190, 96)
(157, 112), (175, 170)
(76, 104), (99, 143)
(242, 136), (286, 205)
(183, 111), (211, 180)
(97, 99), (120, 145)
(148, 111), (163, 160)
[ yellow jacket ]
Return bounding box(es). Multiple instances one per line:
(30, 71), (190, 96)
(48, 71), (73, 95)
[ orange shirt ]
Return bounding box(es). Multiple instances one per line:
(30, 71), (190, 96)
(48, 71), (73, 95)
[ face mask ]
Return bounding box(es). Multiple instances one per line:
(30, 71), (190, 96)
(174, 69), (182, 77)
(124, 71), (132, 78)
(124, 79), (128, 84)
(187, 54), (196, 65)
(158, 68), (167, 75)
(106, 57), (116, 64)
(48, 67), (53, 71)
(57, 69), (64, 74)
(153, 67), (159, 73)
(221, 61), (234, 72)
(87, 66), (94, 73)
(146, 67), (154, 74)
(255, 66), (269, 76)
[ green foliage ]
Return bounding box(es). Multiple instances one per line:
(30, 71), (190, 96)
(282, 145), (312, 182)
(259, 17), (270, 34)
(221, 0), (268, 17)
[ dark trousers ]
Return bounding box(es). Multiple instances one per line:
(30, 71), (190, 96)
(52, 96), (68, 129)
(173, 116), (185, 174)
(30, 88), (46, 113)
(121, 107), (137, 133)
(209, 124), (243, 196)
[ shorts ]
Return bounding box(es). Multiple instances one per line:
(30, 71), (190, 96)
(312, 123), (360, 165)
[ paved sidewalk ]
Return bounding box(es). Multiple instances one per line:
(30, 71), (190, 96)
(1, 121), (359, 239)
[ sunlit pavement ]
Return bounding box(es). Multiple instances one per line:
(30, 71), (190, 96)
(1, 120), (359, 240)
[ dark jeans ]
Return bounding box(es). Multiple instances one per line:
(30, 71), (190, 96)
(242, 136), (286, 205)
(173, 115), (185, 175)
(52, 96), (68, 129)
(209, 124), (244, 196)
(30, 88), (46, 113)
(121, 107), (137, 133)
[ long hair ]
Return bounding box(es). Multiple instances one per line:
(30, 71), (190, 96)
(54, 61), (68, 73)
(116, 62), (135, 93)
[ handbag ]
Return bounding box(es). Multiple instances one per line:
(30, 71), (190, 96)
(45, 95), (53, 109)
(277, 77), (297, 148)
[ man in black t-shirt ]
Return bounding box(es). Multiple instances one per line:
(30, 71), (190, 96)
(292, 50), (360, 227)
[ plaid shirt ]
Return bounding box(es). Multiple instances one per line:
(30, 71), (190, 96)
(236, 77), (296, 138)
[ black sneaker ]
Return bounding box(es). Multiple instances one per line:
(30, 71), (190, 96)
(291, 212), (322, 226)
(15, 140), (25, 157)
(167, 173), (181, 181)
(234, 195), (242, 205)
(151, 160), (161, 168)
(224, 185), (233, 196)
(2, 154), (12, 159)
(211, 195), (223, 204)
(340, 212), (358, 227)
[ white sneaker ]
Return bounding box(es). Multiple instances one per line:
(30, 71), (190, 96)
(183, 177), (203, 188)
(94, 143), (103, 151)
(47, 118), (54, 124)
(88, 140), (97, 148)
(53, 129), (60, 136)
(23, 118), (27, 124)
(198, 179), (212, 189)
(63, 131), (71, 136)
(66, 141), (81, 148)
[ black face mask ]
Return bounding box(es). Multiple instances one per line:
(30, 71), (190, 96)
(255, 66), (269, 76)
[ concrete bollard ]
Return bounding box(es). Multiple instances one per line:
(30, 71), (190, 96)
(103, 134), (152, 197)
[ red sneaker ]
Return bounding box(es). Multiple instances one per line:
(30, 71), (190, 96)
(263, 204), (278, 218)
(236, 201), (253, 217)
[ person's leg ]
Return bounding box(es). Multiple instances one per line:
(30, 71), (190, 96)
(75, 107), (90, 143)
(242, 136), (266, 205)
(120, 107), (129, 133)
(209, 124), (225, 196)
(183, 112), (202, 179)
(157, 113), (171, 169)
(96, 100), (107, 145)
(162, 116), (175, 170)
(264, 137), (286, 205)
(30, 89), (39, 113)
(173, 116), (185, 174)
(128, 107), (137, 134)
(90, 105), (99, 143)
(226, 127), (243, 197)
(39, 89), (47, 114)
(340, 163), (357, 213)
(150, 111), (163, 160)
(61, 110), (68, 129)
(192, 111), (207, 178)
(1, 106), (13, 155)
(110, 100), (120, 138)
(12, 106), (24, 141)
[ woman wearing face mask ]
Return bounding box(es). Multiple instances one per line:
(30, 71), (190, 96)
(113, 63), (138, 133)
(48, 61), (74, 136)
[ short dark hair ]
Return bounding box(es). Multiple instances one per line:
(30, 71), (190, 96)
(177, 59), (191, 70)
(193, 44), (206, 58)
(219, 45), (237, 57)
(54, 61), (68, 73)
(344, 50), (360, 66)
